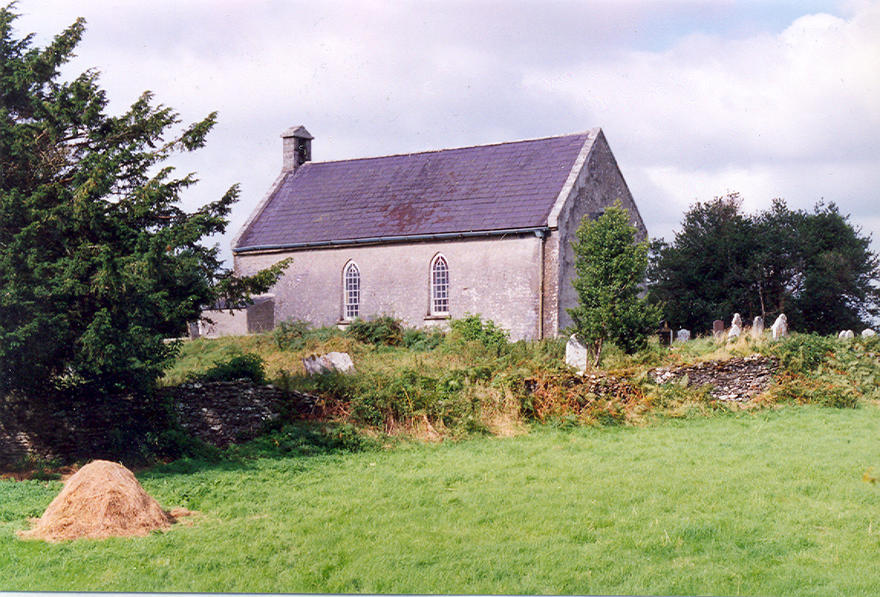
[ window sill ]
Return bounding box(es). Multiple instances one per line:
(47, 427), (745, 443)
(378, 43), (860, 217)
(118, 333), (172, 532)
(424, 314), (450, 321)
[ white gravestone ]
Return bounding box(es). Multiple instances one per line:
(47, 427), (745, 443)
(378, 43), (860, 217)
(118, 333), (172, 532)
(727, 313), (743, 339)
(565, 334), (588, 375)
(752, 316), (764, 338)
(863, 328), (876, 337)
(839, 330), (855, 339)
(676, 329), (691, 343)
(771, 314), (788, 340)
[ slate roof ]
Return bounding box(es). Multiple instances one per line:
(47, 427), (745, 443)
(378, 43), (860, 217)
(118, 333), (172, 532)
(234, 131), (593, 251)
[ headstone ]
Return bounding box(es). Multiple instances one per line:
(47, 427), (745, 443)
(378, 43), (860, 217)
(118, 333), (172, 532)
(771, 314), (788, 340)
(728, 323), (742, 340)
(839, 330), (855, 339)
(565, 334), (588, 375)
(863, 328), (877, 337)
(657, 321), (673, 346)
(713, 320), (724, 340)
(751, 316), (764, 338)
(302, 352), (356, 375)
(731, 313), (743, 328)
(676, 329), (691, 343)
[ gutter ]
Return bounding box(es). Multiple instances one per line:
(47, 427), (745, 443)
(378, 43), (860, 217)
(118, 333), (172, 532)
(233, 226), (552, 255)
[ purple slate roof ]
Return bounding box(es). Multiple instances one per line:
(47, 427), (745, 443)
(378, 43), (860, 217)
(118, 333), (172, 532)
(235, 132), (591, 251)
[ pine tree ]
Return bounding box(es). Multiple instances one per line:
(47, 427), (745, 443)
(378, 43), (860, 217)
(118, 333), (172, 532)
(568, 202), (662, 366)
(0, 7), (286, 396)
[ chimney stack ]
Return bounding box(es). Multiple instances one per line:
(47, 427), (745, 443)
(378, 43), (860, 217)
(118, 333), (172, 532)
(281, 125), (313, 171)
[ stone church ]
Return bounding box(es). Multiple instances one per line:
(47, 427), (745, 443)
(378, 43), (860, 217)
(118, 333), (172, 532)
(222, 125), (646, 341)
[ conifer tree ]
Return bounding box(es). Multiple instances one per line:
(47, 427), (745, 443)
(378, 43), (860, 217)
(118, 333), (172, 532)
(0, 7), (286, 396)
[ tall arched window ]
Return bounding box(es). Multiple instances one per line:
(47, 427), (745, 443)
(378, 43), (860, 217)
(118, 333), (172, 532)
(431, 255), (449, 314)
(343, 262), (360, 319)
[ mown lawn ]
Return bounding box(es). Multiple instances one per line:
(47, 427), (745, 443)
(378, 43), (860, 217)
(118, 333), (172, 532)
(3, 406), (880, 595)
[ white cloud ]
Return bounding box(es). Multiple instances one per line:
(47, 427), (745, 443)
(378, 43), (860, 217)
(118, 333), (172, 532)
(10, 0), (880, 259)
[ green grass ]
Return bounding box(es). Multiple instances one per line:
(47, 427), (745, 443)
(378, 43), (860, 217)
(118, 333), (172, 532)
(4, 406), (880, 595)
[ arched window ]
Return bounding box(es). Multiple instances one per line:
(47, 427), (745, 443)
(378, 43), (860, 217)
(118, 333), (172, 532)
(431, 255), (449, 314)
(343, 262), (360, 319)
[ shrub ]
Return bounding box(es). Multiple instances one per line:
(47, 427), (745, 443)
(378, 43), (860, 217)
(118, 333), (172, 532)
(273, 319), (312, 350)
(403, 328), (445, 351)
(346, 315), (404, 346)
(771, 333), (838, 373)
(449, 314), (509, 354)
(198, 353), (266, 384)
(768, 373), (860, 408)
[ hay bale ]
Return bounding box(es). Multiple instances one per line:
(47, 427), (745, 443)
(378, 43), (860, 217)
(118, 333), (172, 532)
(18, 460), (176, 542)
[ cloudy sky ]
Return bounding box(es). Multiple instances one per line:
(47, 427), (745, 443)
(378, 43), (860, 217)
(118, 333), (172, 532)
(11, 0), (880, 265)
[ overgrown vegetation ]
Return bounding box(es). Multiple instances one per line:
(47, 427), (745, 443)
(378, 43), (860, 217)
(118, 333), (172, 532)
(161, 314), (880, 450)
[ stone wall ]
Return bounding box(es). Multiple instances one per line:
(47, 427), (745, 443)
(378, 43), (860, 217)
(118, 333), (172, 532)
(0, 380), (297, 467)
(234, 234), (545, 340)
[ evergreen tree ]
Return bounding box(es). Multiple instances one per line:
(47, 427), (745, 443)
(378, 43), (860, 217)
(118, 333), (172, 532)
(0, 7), (286, 396)
(568, 202), (662, 366)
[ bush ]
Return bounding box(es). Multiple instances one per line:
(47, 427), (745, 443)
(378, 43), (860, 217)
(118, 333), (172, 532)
(346, 316), (404, 346)
(771, 334), (838, 373)
(197, 353), (266, 384)
(449, 314), (509, 354)
(273, 319), (312, 350)
(403, 328), (445, 351)
(768, 373), (860, 408)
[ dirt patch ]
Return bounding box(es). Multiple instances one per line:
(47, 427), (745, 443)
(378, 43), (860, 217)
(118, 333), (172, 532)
(18, 460), (188, 542)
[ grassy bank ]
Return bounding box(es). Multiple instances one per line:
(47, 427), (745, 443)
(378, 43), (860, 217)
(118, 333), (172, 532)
(3, 406), (880, 594)
(161, 320), (880, 440)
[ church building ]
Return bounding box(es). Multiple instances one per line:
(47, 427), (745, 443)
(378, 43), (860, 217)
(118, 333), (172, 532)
(224, 126), (646, 341)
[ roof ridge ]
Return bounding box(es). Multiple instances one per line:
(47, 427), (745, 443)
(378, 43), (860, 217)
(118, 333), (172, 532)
(307, 130), (594, 166)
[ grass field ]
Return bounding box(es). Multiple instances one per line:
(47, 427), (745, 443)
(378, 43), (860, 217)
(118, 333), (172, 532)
(4, 405), (880, 595)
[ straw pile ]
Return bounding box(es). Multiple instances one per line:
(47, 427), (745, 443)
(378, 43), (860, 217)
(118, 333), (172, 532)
(18, 460), (177, 542)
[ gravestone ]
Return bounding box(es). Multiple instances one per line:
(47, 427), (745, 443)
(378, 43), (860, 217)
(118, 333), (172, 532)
(565, 334), (588, 374)
(713, 320), (725, 340)
(303, 352), (356, 375)
(728, 321), (742, 340)
(839, 330), (855, 339)
(751, 316), (764, 338)
(771, 314), (788, 340)
(863, 328), (876, 337)
(657, 321), (673, 346)
(731, 313), (743, 328)
(676, 329), (691, 343)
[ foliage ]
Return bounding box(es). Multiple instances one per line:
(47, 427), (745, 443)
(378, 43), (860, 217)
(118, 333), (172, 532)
(402, 328), (445, 351)
(448, 313), (510, 355)
(568, 202), (663, 366)
(0, 7), (286, 398)
(649, 194), (879, 334)
(759, 333), (880, 408)
(272, 319), (313, 350)
(346, 315), (404, 346)
(195, 353), (266, 384)
(770, 333), (838, 373)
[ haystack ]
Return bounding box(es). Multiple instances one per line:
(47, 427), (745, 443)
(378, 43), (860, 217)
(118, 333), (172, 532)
(18, 459), (176, 542)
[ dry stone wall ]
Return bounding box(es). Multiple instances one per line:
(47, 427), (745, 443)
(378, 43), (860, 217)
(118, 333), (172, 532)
(0, 380), (307, 467)
(650, 355), (779, 402)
